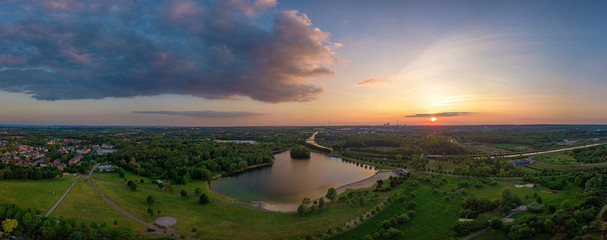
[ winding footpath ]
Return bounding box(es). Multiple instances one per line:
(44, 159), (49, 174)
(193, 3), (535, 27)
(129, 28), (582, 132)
(461, 208), (527, 240)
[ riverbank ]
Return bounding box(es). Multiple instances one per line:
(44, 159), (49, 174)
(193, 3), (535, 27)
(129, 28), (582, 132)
(261, 170), (396, 212)
(335, 170), (396, 195)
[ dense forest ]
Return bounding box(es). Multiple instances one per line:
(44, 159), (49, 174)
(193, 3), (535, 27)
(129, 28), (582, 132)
(572, 145), (607, 163)
(342, 135), (469, 155)
(103, 139), (274, 183)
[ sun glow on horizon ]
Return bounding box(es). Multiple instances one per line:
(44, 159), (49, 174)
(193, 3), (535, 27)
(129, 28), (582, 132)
(430, 117), (437, 122)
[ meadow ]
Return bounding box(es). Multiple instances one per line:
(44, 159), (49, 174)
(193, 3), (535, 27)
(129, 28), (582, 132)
(91, 175), (379, 239)
(0, 175), (77, 212)
(52, 178), (147, 233)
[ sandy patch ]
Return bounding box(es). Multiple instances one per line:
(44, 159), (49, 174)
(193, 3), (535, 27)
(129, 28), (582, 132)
(336, 171), (396, 195)
(154, 216), (177, 227)
(459, 218), (474, 222)
(515, 183), (534, 188)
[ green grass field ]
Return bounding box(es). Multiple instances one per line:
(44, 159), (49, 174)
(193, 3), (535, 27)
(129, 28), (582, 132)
(534, 153), (580, 165)
(93, 171), (244, 204)
(328, 173), (585, 240)
(490, 144), (531, 152)
(331, 181), (462, 239)
(426, 160), (467, 172)
(52, 178), (147, 233)
(0, 175), (77, 212)
(92, 178), (376, 239)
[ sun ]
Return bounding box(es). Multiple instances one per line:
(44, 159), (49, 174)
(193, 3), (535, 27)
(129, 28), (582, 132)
(430, 117), (437, 122)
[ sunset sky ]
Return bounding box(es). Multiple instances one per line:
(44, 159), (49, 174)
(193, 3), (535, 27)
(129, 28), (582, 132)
(1, 0), (607, 126)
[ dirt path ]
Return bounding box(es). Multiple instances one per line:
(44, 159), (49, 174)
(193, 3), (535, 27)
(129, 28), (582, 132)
(595, 204), (607, 231)
(461, 208), (527, 240)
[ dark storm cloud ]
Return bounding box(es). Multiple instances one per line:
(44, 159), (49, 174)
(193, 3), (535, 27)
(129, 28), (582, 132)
(132, 110), (264, 118)
(405, 112), (471, 118)
(0, 0), (340, 103)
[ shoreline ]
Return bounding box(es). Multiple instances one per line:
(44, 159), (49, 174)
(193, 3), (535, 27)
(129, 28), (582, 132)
(208, 148), (397, 212)
(261, 170), (396, 212)
(209, 162), (274, 181)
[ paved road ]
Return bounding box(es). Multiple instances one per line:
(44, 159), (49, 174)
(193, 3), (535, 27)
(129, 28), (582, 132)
(44, 175), (80, 217)
(86, 163), (100, 178)
(306, 132), (333, 152)
(427, 142), (607, 160)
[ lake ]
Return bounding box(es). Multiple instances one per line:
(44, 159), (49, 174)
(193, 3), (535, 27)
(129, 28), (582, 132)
(210, 150), (377, 210)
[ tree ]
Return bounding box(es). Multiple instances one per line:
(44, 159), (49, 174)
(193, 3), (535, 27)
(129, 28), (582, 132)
(2, 218), (18, 233)
(68, 231), (86, 240)
(147, 195), (154, 205)
(110, 228), (121, 239)
(290, 146), (311, 159)
(147, 207), (154, 216)
(302, 197), (311, 206)
(181, 189), (188, 197)
(195, 187), (202, 195)
(22, 212), (33, 225)
(127, 180), (137, 191)
(199, 193), (210, 204)
(87, 227), (98, 239)
(124, 226), (134, 238)
(359, 196), (366, 206)
(297, 204), (307, 215)
(490, 217), (502, 229)
(326, 187), (337, 201)
(99, 221), (109, 235)
(117, 168), (125, 178)
(319, 197), (326, 209)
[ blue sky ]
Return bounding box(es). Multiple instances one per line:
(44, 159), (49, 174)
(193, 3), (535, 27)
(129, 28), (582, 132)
(1, 0), (607, 126)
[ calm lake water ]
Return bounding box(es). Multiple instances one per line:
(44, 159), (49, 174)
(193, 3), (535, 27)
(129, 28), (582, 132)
(210, 151), (377, 205)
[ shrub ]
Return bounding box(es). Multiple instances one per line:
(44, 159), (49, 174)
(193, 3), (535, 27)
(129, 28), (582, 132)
(528, 202), (544, 213)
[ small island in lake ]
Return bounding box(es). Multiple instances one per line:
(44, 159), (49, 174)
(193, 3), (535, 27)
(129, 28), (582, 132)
(290, 145), (311, 159)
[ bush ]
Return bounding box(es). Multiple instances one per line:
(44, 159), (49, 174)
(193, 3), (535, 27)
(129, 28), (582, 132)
(297, 204), (307, 215)
(199, 193), (210, 204)
(127, 180), (137, 191)
(528, 202), (544, 213)
(181, 189), (188, 197)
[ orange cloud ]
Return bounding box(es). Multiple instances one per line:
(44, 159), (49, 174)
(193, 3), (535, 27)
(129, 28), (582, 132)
(356, 78), (393, 87)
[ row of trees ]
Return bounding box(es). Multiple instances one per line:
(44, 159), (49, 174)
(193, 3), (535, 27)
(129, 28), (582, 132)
(0, 163), (62, 180)
(0, 202), (133, 239)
